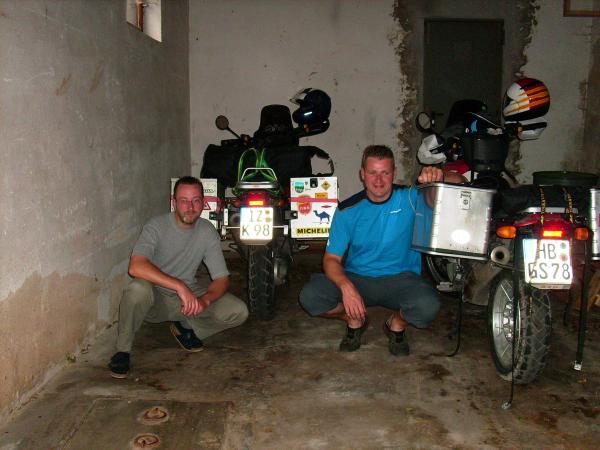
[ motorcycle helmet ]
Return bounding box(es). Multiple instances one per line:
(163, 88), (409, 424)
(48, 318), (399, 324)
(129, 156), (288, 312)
(291, 88), (331, 125)
(502, 78), (550, 122)
(417, 134), (447, 165)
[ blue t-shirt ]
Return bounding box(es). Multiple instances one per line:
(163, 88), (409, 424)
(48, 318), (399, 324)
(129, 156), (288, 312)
(326, 185), (421, 277)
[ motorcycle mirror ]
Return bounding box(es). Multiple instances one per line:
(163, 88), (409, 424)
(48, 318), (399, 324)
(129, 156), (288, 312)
(215, 115), (242, 139)
(215, 115), (230, 130)
(416, 112), (434, 133)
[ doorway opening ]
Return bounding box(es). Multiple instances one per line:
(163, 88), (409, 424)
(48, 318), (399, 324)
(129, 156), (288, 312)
(423, 19), (504, 131)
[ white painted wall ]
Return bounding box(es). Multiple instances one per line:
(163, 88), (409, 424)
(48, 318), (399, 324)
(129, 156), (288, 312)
(519, 5), (593, 180)
(190, 0), (598, 196)
(190, 0), (401, 198)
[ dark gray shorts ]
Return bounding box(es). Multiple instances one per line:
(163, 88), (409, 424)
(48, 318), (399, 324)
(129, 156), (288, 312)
(298, 271), (440, 328)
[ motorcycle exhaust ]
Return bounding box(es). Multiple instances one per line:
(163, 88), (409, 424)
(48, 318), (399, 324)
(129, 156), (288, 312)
(490, 245), (511, 265)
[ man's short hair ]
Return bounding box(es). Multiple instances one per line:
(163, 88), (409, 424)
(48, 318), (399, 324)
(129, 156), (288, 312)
(173, 176), (203, 197)
(361, 145), (395, 168)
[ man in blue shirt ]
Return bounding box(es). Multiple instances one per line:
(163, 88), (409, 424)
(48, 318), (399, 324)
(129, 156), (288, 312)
(299, 145), (463, 356)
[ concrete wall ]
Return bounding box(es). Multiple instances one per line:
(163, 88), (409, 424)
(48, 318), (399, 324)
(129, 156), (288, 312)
(190, 0), (598, 198)
(0, 0), (189, 421)
(582, 15), (600, 174)
(519, 3), (594, 179)
(190, 0), (401, 198)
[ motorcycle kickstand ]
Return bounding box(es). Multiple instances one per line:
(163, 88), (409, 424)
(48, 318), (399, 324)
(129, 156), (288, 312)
(446, 296), (463, 357)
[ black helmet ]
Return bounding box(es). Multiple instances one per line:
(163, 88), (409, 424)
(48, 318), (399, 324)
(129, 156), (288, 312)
(291, 88), (331, 125)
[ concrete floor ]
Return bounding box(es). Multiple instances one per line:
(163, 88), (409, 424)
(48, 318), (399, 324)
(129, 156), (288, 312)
(1, 251), (599, 449)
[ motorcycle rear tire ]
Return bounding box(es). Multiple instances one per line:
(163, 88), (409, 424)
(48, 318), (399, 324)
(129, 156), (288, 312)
(488, 272), (552, 384)
(248, 245), (276, 321)
(425, 255), (452, 284)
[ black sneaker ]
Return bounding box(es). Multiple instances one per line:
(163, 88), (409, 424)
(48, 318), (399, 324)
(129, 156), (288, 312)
(170, 322), (204, 352)
(383, 321), (410, 356)
(339, 318), (369, 352)
(108, 352), (130, 379)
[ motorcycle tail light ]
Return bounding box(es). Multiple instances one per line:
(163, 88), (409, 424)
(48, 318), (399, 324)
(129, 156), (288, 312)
(542, 229), (563, 238)
(574, 227), (589, 241)
(243, 192), (270, 207)
(496, 226), (516, 239)
(540, 221), (570, 239)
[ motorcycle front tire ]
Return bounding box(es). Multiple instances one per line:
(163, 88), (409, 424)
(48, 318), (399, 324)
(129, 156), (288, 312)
(247, 245), (276, 321)
(487, 271), (552, 384)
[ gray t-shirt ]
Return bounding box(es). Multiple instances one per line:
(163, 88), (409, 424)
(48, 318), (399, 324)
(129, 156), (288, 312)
(132, 213), (229, 294)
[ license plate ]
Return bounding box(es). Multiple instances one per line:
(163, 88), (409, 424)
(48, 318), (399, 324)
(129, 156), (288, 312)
(523, 239), (572, 288)
(240, 207), (273, 240)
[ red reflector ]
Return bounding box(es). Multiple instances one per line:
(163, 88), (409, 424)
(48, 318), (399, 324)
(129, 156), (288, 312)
(542, 230), (563, 238)
(248, 200), (265, 206)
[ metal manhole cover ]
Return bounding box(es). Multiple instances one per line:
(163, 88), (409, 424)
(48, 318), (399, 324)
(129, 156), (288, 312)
(62, 399), (230, 450)
(138, 406), (170, 425)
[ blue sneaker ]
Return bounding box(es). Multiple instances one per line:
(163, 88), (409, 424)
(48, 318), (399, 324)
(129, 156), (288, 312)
(170, 322), (204, 352)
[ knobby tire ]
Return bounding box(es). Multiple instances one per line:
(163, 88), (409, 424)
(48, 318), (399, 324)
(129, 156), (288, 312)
(488, 272), (552, 384)
(248, 245), (276, 321)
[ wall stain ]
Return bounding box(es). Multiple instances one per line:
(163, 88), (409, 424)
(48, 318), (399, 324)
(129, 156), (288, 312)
(391, 1), (418, 182)
(88, 63), (104, 93)
(0, 271), (123, 419)
(0, 10), (8, 18)
(391, 1), (539, 179)
(55, 74), (72, 96)
(506, 0), (540, 176)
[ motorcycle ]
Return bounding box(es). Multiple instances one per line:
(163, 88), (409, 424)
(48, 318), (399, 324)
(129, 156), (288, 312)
(414, 82), (596, 386)
(200, 90), (335, 320)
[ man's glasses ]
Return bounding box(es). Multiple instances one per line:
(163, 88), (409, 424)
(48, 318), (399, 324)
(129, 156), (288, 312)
(175, 198), (203, 207)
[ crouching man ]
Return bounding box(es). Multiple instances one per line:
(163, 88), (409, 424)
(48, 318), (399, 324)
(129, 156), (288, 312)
(108, 176), (248, 378)
(299, 145), (464, 356)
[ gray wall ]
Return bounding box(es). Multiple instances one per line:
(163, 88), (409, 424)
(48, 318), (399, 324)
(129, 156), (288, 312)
(0, 0), (189, 419)
(190, 0), (598, 198)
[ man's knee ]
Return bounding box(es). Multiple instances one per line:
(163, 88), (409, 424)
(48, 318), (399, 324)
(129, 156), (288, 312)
(121, 279), (153, 308)
(217, 293), (249, 326)
(298, 280), (317, 311)
(409, 291), (441, 328)
(299, 274), (336, 316)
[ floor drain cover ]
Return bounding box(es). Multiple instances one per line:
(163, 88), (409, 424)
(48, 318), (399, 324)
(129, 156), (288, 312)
(138, 406), (170, 425)
(63, 399), (230, 449)
(132, 432), (161, 449)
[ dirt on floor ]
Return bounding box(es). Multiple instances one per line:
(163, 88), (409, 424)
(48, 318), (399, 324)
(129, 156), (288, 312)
(0, 251), (599, 449)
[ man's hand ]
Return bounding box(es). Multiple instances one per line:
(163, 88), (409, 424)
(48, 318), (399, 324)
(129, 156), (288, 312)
(176, 283), (204, 316)
(323, 252), (366, 326)
(340, 281), (367, 324)
(417, 166), (444, 184)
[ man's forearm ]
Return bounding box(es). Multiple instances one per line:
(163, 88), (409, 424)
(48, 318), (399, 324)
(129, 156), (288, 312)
(128, 255), (184, 291)
(199, 276), (230, 304)
(323, 253), (353, 290)
(443, 170), (467, 184)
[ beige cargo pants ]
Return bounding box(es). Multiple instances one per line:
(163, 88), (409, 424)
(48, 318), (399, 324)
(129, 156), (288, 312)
(116, 279), (248, 352)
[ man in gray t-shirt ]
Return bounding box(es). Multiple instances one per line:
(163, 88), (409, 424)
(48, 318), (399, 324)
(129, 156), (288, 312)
(108, 177), (248, 378)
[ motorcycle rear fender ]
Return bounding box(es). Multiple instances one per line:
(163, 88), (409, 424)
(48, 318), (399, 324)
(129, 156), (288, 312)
(463, 261), (503, 306)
